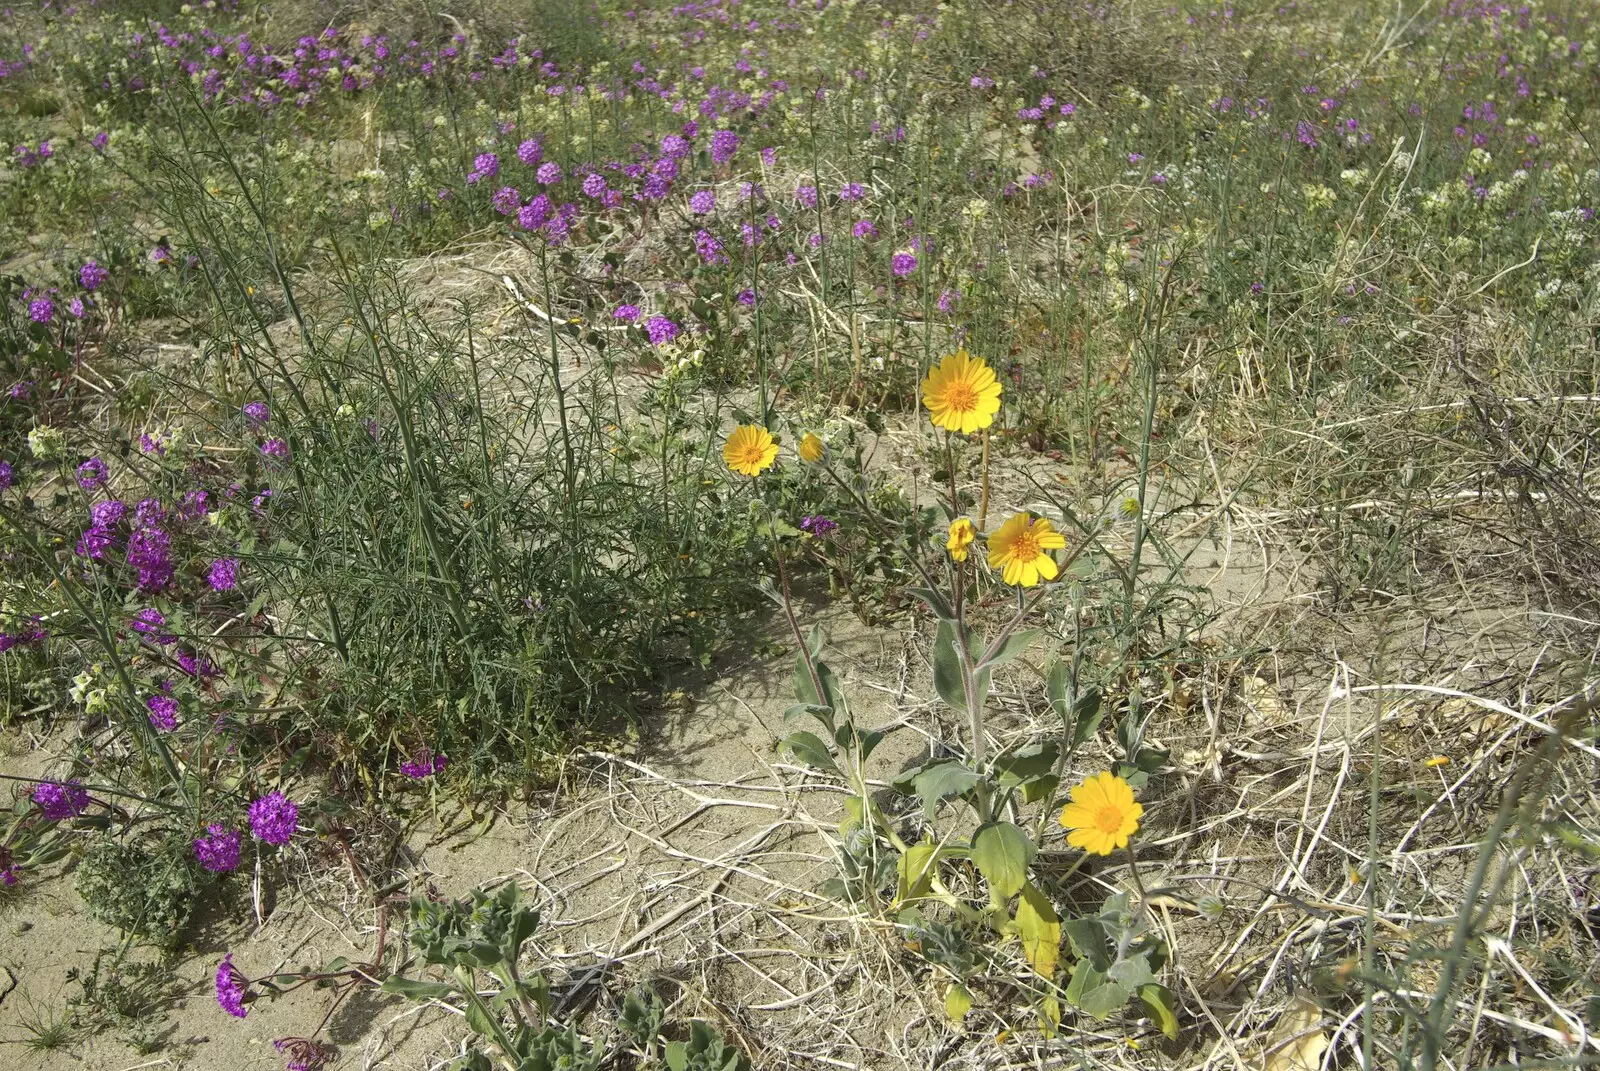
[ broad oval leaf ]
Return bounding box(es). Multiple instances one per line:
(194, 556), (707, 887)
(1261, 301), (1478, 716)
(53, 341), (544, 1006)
(944, 982), (974, 1022)
(1138, 982), (1180, 1041)
(1015, 881), (1061, 978)
(971, 822), (1035, 900)
(909, 760), (983, 816)
(779, 731), (842, 776)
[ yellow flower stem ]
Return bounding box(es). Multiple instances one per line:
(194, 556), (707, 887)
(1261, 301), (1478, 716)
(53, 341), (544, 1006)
(767, 507), (826, 710)
(1124, 841), (1150, 909)
(977, 429), (991, 530)
(943, 433), (959, 516)
(949, 596), (993, 825)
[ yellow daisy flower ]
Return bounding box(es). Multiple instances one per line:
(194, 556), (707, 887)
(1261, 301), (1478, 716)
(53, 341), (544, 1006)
(1058, 771), (1143, 856)
(986, 512), (1066, 587)
(723, 424), (779, 477)
(920, 350), (1003, 434)
(798, 431), (826, 464)
(946, 518), (976, 561)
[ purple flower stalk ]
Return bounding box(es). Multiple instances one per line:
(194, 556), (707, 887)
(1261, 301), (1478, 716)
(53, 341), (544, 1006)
(645, 316), (680, 345)
(491, 186), (521, 215)
(33, 781), (90, 820)
(248, 791), (299, 846)
(243, 401), (270, 426)
(518, 194), (552, 230)
(76, 457), (108, 490)
(839, 183), (865, 202)
(535, 161), (563, 185)
(27, 298), (53, 324)
(400, 749), (449, 778)
(468, 152), (499, 184)
(90, 496), (124, 521)
(79, 260), (109, 291)
(891, 252), (918, 277)
(612, 304), (641, 323)
(131, 608), (171, 642)
(208, 558), (240, 592)
(852, 219), (877, 239)
(710, 129), (739, 164)
(795, 185), (818, 208)
(216, 954), (252, 1017)
(127, 526), (174, 591)
(800, 515), (838, 536)
(689, 190), (716, 215)
(581, 173), (607, 199)
(147, 694), (179, 731)
(0, 461), (12, 490)
(194, 825), (242, 872)
(177, 649), (217, 678)
(517, 139), (543, 167)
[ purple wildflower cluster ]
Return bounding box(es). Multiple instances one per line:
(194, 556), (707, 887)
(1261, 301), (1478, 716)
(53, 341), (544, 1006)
(208, 558), (241, 592)
(147, 692), (179, 731)
(33, 781), (90, 821)
(645, 316), (681, 345)
(194, 825), (243, 872)
(248, 791), (299, 846)
(400, 749), (449, 778)
(216, 954), (252, 1018)
(800, 515), (838, 536)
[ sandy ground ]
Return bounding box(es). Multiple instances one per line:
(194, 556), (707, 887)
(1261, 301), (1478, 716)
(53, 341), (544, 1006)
(0, 454), (1587, 1070)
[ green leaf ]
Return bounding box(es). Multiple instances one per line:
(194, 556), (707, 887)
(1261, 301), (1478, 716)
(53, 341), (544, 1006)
(993, 742), (1059, 787)
(1139, 983), (1180, 1040)
(1064, 958), (1106, 1005)
(981, 628), (1040, 669)
(907, 760), (982, 815)
(1076, 979), (1133, 1020)
(1108, 954), (1158, 991)
(1134, 746), (1169, 773)
(1046, 659), (1071, 719)
(908, 587), (955, 619)
(465, 999), (500, 1041)
(835, 726), (885, 761)
(505, 904), (540, 961)
(780, 731), (842, 776)
(664, 1040), (688, 1071)
(1062, 917), (1111, 968)
(1014, 881), (1061, 978)
(1072, 688), (1104, 747)
(944, 983), (974, 1022)
(380, 976), (457, 1002)
(932, 619), (968, 713)
(1020, 774), (1059, 804)
(782, 702), (833, 726)
(971, 822), (1035, 900)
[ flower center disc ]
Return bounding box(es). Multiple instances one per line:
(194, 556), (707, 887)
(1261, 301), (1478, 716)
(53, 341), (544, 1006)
(1093, 804), (1124, 834)
(944, 381), (978, 412)
(1011, 529), (1040, 560)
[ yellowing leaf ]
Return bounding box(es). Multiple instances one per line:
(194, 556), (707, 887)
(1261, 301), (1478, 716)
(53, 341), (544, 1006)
(944, 983), (974, 1022)
(1261, 993), (1329, 1071)
(1241, 675), (1286, 726)
(895, 840), (941, 906)
(1015, 882), (1061, 978)
(1037, 994), (1061, 1038)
